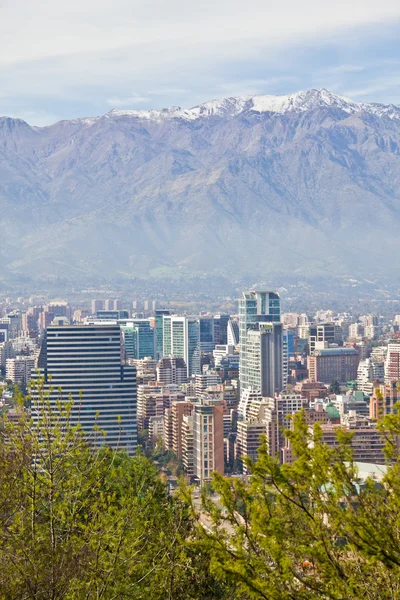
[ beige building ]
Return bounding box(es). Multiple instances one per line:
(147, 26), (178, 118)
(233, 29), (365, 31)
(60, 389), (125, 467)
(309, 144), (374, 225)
(193, 402), (224, 483)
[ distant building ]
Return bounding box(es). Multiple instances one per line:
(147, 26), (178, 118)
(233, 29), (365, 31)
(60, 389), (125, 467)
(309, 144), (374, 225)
(213, 314), (230, 346)
(6, 356), (35, 387)
(370, 383), (400, 421)
(317, 416), (386, 464)
(194, 372), (222, 396)
(155, 309), (170, 359)
(385, 343), (400, 384)
(157, 356), (188, 385)
(162, 316), (201, 377)
(308, 323), (342, 355)
(121, 319), (156, 360)
(91, 299), (104, 313)
(199, 316), (215, 352)
(227, 319), (239, 346)
(193, 402), (224, 483)
(239, 291), (283, 404)
(308, 348), (359, 384)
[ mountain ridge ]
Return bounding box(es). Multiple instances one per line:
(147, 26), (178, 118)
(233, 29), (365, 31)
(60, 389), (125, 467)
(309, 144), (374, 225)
(0, 88), (400, 283)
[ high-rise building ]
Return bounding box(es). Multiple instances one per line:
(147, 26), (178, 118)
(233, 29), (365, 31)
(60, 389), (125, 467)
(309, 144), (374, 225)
(171, 401), (195, 459)
(239, 291), (283, 403)
(33, 325), (137, 455)
(213, 314), (230, 346)
(155, 309), (170, 359)
(243, 323), (284, 398)
(227, 319), (239, 346)
(308, 323), (342, 355)
(121, 319), (156, 360)
(385, 343), (400, 384)
(38, 311), (55, 332)
(199, 316), (215, 352)
(193, 402), (224, 483)
(91, 299), (104, 314)
(162, 316), (201, 378)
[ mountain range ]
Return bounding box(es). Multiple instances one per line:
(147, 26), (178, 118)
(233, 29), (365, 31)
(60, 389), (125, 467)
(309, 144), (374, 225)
(1, 88), (400, 283)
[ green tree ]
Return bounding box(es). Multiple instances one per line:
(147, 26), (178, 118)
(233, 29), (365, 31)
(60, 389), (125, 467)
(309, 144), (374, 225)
(196, 410), (400, 599)
(329, 379), (341, 395)
(0, 378), (229, 599)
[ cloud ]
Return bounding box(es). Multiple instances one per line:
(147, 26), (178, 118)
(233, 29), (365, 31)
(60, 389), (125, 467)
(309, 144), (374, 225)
(0, 1), (399, 124)
(1, 0), (399, 67)
(327, 65), (365, 74)
(344, 77), (400, 98)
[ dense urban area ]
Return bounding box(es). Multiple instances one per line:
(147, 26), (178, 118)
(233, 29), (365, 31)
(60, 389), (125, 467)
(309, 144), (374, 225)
(1, 289), (400, 476)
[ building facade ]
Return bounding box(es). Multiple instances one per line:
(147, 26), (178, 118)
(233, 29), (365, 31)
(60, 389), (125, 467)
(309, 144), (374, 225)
(33, 325), (137, 455)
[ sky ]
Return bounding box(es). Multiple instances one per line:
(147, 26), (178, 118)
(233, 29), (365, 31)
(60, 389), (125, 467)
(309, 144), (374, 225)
(0, 0), (399, 125)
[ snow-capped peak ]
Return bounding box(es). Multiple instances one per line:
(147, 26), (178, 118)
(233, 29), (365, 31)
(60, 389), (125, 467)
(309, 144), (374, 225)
(104, 89), (400, 122)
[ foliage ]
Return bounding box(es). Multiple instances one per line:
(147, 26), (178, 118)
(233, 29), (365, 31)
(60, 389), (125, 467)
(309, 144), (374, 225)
(0, 378), (227, 600)
(329, 379), (341, 395)
(196, 410), (400, 599)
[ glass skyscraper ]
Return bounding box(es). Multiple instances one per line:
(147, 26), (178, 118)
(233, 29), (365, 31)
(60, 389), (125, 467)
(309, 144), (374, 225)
(33, 324), (137, 455)
(239, 291), (283, 409)
(162, 316), (201, 378)
(121, 319), (156, 360)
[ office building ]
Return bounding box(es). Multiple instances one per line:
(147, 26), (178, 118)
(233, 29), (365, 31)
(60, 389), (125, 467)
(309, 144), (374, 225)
(121, 319), (156, 360)
(239, 291), (283, 404)
(155, 309), (170, 359)
(308, 348), (359, 384)
(244, 323), (284, 398)
(227, 319), (239, 346)
(199, 316), (215, 352)
(33, 325), (137, 455)
(308, 323), (342, 354)
(213, 314), (230, 346)
(163, 316), (201, 377)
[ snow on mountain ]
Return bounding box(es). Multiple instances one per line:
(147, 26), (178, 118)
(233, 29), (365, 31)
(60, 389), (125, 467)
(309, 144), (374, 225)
(104, 88), (400, 123)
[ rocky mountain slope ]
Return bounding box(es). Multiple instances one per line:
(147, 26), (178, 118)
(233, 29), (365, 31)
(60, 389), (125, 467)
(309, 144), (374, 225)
(1, 88), (400, 282)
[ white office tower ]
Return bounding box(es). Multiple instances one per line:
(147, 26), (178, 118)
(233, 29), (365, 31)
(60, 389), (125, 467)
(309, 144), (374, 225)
(227, 319), (239, 346)
(357, 359), (373, 394)
(33, 325), (137, 455)
(162, 316), (201, 378)
(239, 290), (283, 406)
